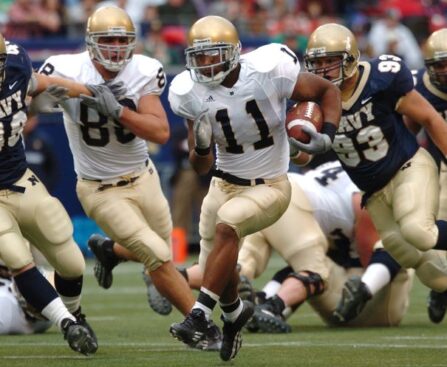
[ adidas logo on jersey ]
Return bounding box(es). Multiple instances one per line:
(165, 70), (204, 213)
(205, 95), (215, 103)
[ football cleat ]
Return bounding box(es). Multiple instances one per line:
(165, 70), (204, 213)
(427, 290), (447, 324)
(142, 271), (172, 315)
(170, 308), (208, 345)
(73, 308), (98, 347)
(238, 275), (256, 303)
(189, 320), (222, 351)
(332, 276), (372, 324)
(88, 234), (119, 289)
(220, 300), (254, 361)
(61, 318), (98, 355)
(245, 296), (291, 333)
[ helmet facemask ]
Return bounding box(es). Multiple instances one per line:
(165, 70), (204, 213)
(86, 32), (136, 72)
(426, 56), (447, 90)
(305, 51), (356, 86)
(185, 41), (241, 87)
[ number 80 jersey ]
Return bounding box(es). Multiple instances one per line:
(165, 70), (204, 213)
(39, 52), (166, 180)
(333, 56), (418, 196)
(169, 43), (300, 179)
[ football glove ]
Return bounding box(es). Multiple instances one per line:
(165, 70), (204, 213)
(288, 125), (332, 154)
(80, 84), (123, 120)
(193, 109), (212, 149)
(28, 85), (69, 115)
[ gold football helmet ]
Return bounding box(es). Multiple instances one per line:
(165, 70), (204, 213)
(304, 23), (360, 86)
(86, 6), (136, 72)
(185, 15), (241, 86)
(0, 33), (6, 89)
(424, 28), (447, 88)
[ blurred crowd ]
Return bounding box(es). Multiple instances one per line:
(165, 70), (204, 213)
(1, 0), (447, 69)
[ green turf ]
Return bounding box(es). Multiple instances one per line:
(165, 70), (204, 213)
(1, 256), (446, 367)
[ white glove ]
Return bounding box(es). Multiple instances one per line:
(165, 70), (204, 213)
(80, 84), (123, 120)
(289, 125), (332, 154)
(28, 85), (69, 115)
(193, 109), (212, 149)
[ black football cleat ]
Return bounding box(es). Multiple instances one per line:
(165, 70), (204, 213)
(427, 290), (447, 324)
(88, 234), (119, 289)
(61, 318), (98, 355)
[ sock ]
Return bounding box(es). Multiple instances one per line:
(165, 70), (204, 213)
(220, 297), (243, 323)
(54, 273), (82, 313)
(41, 298), (76, 329)
(14, 267), (59, 312)
(434, 220), (447, 250)
(194, 287), (219, 320)
(262, 280), (282, 299)
(361, 263), (391, 296)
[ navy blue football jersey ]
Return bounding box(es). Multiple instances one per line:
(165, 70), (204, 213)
(413, 68), (447, 167)
(0, 41), (31, 188)
(332, 55), (418, 196)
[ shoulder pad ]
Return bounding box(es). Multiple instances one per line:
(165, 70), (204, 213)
(169, 70), (195, 97)
(242, 43), (296, 73)
(133, 54), (164, 79)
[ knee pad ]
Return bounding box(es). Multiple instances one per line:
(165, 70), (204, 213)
(415, 251), (447, 292)
(287, 271), (325, 298)
(400, 221), (437, 252)
(382, 232), (422, 269)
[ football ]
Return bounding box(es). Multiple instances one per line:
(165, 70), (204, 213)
(285, 101), (324, 143)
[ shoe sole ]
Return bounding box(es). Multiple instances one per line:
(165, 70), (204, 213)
(147, 284), (172, 316)
(250, 310), (291, 333)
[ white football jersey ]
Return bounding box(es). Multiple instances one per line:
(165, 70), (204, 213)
(169, 43), (301, 179)
(288, 161), (360, 257)
(39, 52), (166, 180)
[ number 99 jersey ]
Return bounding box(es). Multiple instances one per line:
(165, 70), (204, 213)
(333, 56), (417, 196)
(169, 43), (300, 179)
(38, 52), (166, 180)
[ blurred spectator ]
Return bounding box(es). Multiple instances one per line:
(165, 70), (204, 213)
(368, 8), (424, 69)
(157, 0), (199, 28)
(0, 0), (14, 28)
(139, 19), (172, 66)
(65, 0), (97, 37)
(3, 0), (63, 39)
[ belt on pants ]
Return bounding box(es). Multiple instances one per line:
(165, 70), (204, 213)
(96, 175), (140, 192)
(212, 169), (286, 187)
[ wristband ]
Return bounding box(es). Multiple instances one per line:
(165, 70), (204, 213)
(194, 146), (211, 156)
(321, 122), (337, 142)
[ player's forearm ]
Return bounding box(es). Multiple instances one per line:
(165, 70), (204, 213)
(189, 149), (214, 175)
(32, 73), (91, 97)
(119, 109), (170, 143)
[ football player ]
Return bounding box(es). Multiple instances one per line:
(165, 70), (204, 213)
(36, 6), (220, 350)
(163, 162), (412, 331)
(167, 15), (341, 361)
(298, 23), (447, 313)
(404, 28), (447, 324)
(0, 32), (99, 355)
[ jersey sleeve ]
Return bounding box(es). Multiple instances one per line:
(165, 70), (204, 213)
(135, 56), (166, 96)
(267, 44), (301, 99)
(378, 56), (414, 106)
(168, 71), (199, 120)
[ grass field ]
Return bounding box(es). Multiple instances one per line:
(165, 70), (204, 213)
(1, 255), (447, 367)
